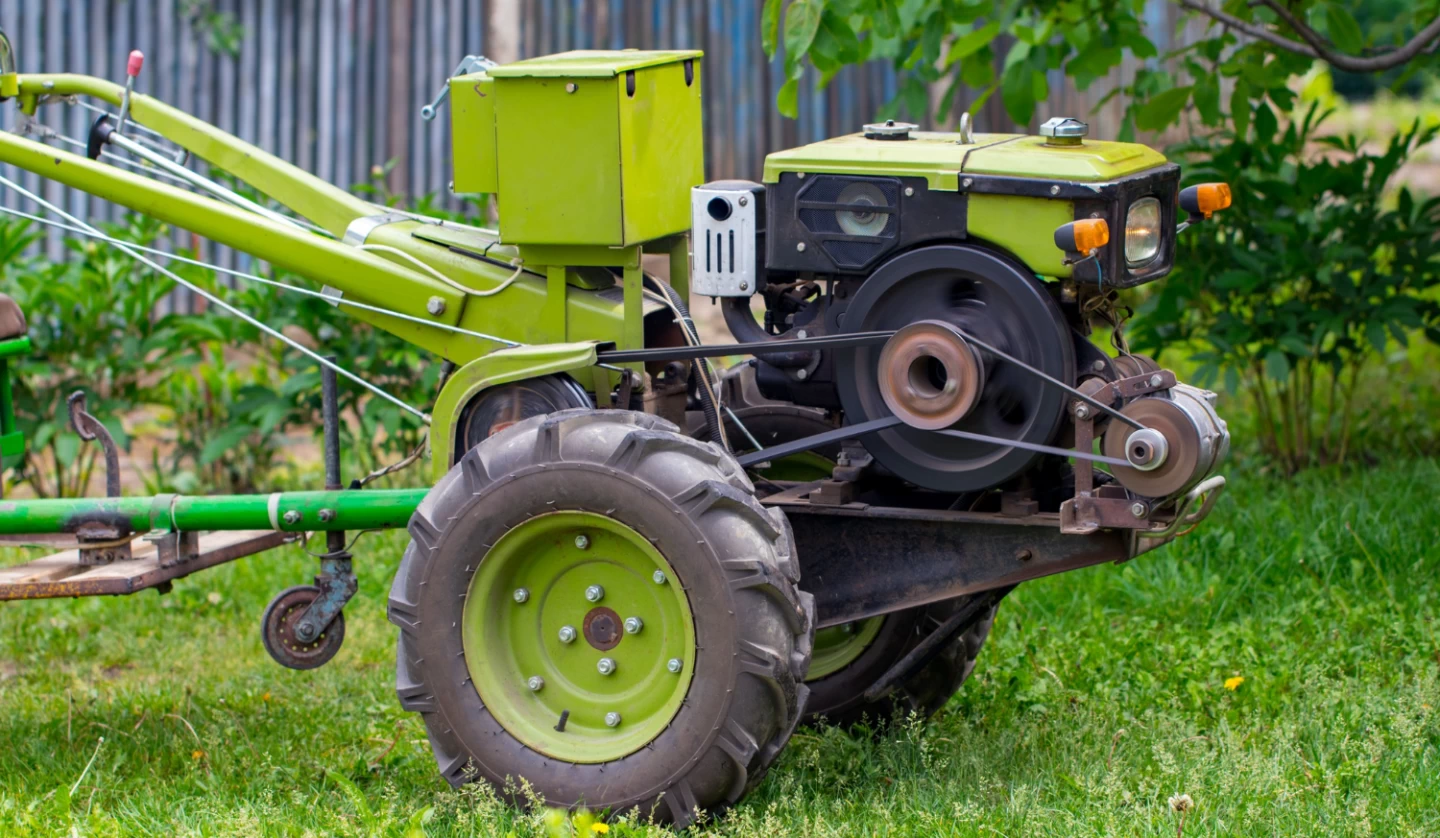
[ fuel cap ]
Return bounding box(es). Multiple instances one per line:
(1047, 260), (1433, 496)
(1039, 117), (1088, 146)
(863, 119), (917, 141)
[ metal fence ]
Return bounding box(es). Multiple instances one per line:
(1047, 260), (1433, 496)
(0, 0), (1197, 273)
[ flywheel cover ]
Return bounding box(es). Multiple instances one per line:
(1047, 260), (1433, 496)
(835, 245), (1075, 491)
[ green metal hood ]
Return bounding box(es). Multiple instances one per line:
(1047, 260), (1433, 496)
(762, 131), (1168, 189)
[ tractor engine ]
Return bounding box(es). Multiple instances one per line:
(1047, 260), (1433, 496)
(694, 118), (1230, 511)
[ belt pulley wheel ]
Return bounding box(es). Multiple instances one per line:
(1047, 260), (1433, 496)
(836, 245), (1076, 492)
(877, 320), (985, 430)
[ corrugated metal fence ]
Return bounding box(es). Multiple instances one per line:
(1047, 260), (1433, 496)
(0, 0), (1194, 275)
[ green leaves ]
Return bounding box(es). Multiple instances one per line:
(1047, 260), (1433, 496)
(1135, 86), (1193, 132)
(1324, 3), (1365, 55)
(774, 0), (825, 118)
(761, 0), (782, 55)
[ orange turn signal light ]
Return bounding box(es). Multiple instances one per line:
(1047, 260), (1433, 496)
(1179, 183), (1232, 219)
(1054, 218), (1110, 254)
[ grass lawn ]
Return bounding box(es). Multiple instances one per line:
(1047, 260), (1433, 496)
(1, 458), (1437, 837)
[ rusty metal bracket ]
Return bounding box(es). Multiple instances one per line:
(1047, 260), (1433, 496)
(67, 390), (132, 563)
(68, 390), (120, 498)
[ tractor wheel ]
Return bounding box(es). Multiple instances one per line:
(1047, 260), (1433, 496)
(802, 599), (997, 729)
(388, 409), (812, 827)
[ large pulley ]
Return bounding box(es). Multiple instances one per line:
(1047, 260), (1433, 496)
(835, 244), (1075, 491)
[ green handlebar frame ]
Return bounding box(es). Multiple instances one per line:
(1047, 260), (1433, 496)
(0, 488), (427, 536)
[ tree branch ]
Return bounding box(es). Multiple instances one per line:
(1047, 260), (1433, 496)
(1257, 0), (1440, 72)
(1174, 0), (1317, 58)
(1177, 0), (1440, 73)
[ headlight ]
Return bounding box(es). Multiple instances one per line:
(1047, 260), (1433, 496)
(1125, 197), (1162, 266)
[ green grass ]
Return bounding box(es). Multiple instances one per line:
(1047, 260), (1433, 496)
(2, 459), (1437, 837)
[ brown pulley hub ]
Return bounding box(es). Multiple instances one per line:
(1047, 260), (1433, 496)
(583, 606), (623, 651)
(876, 320), (986, 430)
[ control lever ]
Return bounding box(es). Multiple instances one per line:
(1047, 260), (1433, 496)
(420, 54), (498, 121)
(115, 50), (143, 136)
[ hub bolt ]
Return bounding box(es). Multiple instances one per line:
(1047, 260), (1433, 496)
(527, 676), (545, 691)
(1130, 501), (1148, 519)
(667, 658), (683, 674)
(653, 570), (667, 585)
(624, 616), (643, 635)
(605, 711), (622, 727)
(574, 534), (590, 550)
(585, 584), (605, 603)
(513, 588), (530, 604)
(558, 625), (577, 643)
(597, 657), (617, 676)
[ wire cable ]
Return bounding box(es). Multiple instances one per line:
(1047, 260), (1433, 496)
(0, 178), (431, 423)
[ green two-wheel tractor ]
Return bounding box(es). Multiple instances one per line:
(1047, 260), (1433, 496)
(0, 35), (1232, 826)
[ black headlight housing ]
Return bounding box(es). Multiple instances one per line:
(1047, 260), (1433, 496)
(956, 163), (1181, 289)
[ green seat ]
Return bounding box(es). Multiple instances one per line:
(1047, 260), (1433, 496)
(0, 293), (30, 473)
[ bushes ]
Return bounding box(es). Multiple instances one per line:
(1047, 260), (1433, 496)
(1131, 104), (1440, 473)
(0, 214), (439, 497)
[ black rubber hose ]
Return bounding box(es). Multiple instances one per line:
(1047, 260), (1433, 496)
(645, 278), (728, 450)
(721, 297), (817, 368)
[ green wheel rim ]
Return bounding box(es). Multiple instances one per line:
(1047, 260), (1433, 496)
(462, 511), (696, 763)
(806, 617), (885, 681)
(753, 450), (836, 482)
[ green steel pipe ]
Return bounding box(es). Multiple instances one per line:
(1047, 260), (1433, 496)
(0, 489), (428, 536)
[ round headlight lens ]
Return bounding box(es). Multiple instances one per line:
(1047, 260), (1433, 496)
(1125, 197), (1162, 266)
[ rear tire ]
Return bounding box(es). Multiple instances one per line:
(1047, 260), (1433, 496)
(803, 599), (996, 728)
(389, 409), (812, 827)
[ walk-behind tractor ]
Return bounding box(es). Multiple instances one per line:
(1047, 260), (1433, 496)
(0, 37), (1231, 826)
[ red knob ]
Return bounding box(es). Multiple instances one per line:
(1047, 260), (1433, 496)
(127, 50), (144, 78)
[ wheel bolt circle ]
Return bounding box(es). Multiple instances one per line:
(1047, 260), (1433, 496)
(597, 657), (616, 675)
(527, 675), (544, 691)
(624, 616), (643, 634)
(652, 570), (667, 585)
(575, 534), (590, 550)
(605, 711), (622, 727)
(585, 585), (605, 602)
(513, 588), (530, 604)
(667, 658), (683, 674)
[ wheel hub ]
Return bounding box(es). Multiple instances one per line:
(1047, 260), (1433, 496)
(462, 511), (696, 763)
(583, 606), (622, 650)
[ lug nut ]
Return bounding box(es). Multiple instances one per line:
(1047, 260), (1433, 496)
(597, 657), (616, 676)
(585, 585), (605, 603)
(558, 625), (577, 643)
(605, 711), (622, 727)
(653, 570), (667, 585)
(513, 588), (530, 604)
(527, 676), (545, 691)
(667, 658), (683, 674)
(1130, 502), (1148, 519)
(624, 616), (643, 634)
(574, 534), (590, 550)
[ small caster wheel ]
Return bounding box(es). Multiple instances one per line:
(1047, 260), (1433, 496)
(261, 585), (345, 670)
